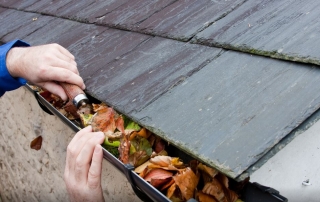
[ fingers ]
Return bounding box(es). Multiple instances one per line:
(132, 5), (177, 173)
(10, 43), (86, 91)
(87, 145), (103, 189)
(40, 67), (85, 90)
(66, 126), (104, 184)
(70, 126), (93, 146)
(53, 56), (78, 75)
(53, 50), (79, 75)
(66, 126), (94, 171)
(55, 43), (75, 61)
(41, 81), (68, 101)
(64, 127), (105, 202)
(74, 132), (104, 183)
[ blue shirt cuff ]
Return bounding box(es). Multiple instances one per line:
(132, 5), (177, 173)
(0, 40), (30, 96)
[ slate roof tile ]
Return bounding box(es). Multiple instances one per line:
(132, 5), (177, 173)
(138, 0), (245, 41)
(24, 0), (71, 15)
(131, 51), (320, 177)
(22, 18), (83, 45)
(0, 9), (40, 39)
(2, 0), (38, 9)
(1, 1), (320, 179)
(193, 0), (320, 65)
(2, 15), (55, 42)
(71, 28), (151, 80)
(100, 0), (176, 29)
(85, 37), (222, 114)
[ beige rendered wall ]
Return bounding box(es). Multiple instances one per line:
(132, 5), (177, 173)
(0, 87), (141, 202)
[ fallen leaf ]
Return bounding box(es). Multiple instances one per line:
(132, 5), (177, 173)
(136, 128), (150, 139)
(154, 137), (166, 153)
(91, 107), (117, 138)
(139, 166), (149, 178)
(167, 183), (177, 199)
(123, 116), (141, 131)
(144, 168), (173, 181)
(150, 156), (171, 167)
(92, 103), (108, 112)
(40, 91), (64, 108)
(227, 190), (238, 202)
(150, 177), (173, 189)
(173, 167), (199, 200)
(119, 134), (130, 164)
(129, 136), (153, 166)
(79, 113), (93, 127)
(135, 160), (151, 174)
(202, 178), (227, 202)
(160, 178), (175, 191)
(129, 150), (150, 167)
(198, 163), (218, 179)
(197, 191), (218, 202)
(216, 173), (229, 189)
(115, 115), (125, 134)
(30, 136), (42, 150)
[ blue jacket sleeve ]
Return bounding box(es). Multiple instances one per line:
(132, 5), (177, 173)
(0, 40), (30, 97)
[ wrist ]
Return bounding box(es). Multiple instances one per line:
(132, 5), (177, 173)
(6, 47), (24, 78)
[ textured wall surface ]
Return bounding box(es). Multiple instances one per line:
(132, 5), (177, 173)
(0, 87), (141, 202)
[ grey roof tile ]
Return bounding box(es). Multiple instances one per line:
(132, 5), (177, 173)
(100, 0), (176, 29)
(194, 0), (320, 65)
(130, 51), (320, 177)
(0, 0), (39, 9)
(138, 0), (245, 40)
(1, 2), (320, 178)
(0, 9), (39, 39)
(70, 28), (151, 80)
(85, 37), (222, 114)
(24, 0), (71, 15)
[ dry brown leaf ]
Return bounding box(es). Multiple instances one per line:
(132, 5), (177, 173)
(91, 107), (122, 139)
(30, 136), (42, 151)
(167, 183), (177, 199)
(202, 178), (227, 202)
(198, 163), (218, 179)
(150, 177), (173, 189)
(115, 115), (125, 134)
(173, 167), (199, 200)
(119, 134), (130, 164)
(150, 156), (171, 167)
(143, 168), (173, 182)
(136, 128), (150, 139)
(129, 131), (137, 140)
(216, 173), (229, 189)
(171, 157), (184, 168)
(135, 160), (151, 174)
(154, 136), (166, 153)
(197, 191), (218, 202)
(139, 167), (149, 178)
(40, 91), (64, 109)
(160, 178), (175, 191)
(227, 190), (238, 202)
(92, 103), (108, 112)
(129, 150), (149, 167)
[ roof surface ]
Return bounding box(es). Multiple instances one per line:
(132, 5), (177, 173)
(2, 0), (320, 179)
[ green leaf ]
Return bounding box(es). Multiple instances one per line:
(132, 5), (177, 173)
(123, 116), (141, 131)
(131, 137), (152, 156)
(103, 138), (120, 147)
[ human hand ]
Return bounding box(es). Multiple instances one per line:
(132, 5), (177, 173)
(6, 43), (85, 101)
(64, 126), (105, 202)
